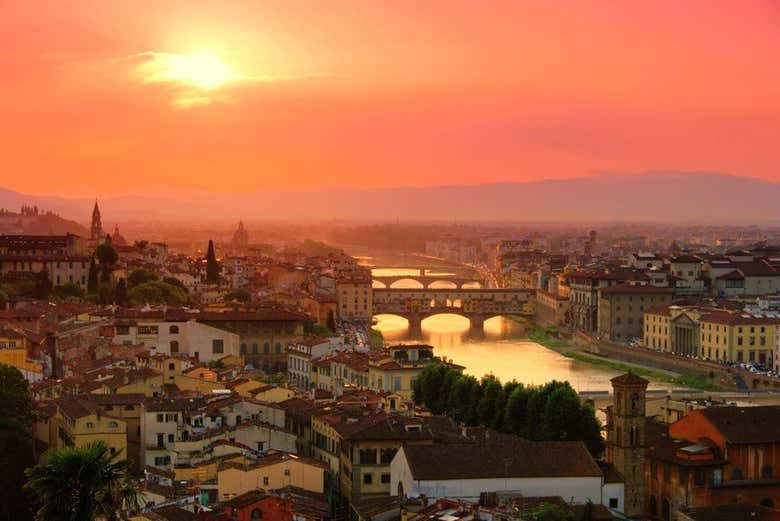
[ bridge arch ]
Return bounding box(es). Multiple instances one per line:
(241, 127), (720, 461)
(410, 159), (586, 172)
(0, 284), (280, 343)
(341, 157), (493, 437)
(372, 280), (388, 288)
(389, 278), (425, 289)
(427, 279), (458, 289)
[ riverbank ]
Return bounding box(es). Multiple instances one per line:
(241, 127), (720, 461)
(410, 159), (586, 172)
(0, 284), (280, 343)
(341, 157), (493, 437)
(518, 320), (721, 392)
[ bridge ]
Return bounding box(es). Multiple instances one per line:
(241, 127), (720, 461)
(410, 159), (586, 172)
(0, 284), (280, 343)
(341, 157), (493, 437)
(372, 288), (535, 329)
(371, 267), (485, 289)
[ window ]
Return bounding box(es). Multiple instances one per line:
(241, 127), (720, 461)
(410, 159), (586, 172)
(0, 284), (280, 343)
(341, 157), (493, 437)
(241, 343), (247, 354)
(380, 448), (398, 464)
(263, 342), (270, 354)
(359, 448), (377, 465)
(381, 473), (391, 484)
(168, 434), (174, 443)
(85, 422), (95, 429)
(275, 342), (282, 353)
(212, 339), (224, 354)
(251, 509), (262, 519)
(107, 421), (118, 428)
(157, 413), (164, 422)
(170, 341), (179, 353)
(263, 476), (269, 486)
(168, 363), (175, 370)
(731, 467), (744, 480)
(712, 469), (723, 485)
(169, 325), (179, 334)
(363, 473), (373, 485)
(609, 498), (618, 509)
(252, 343), (258, 354)
(762, 465), (774, 479)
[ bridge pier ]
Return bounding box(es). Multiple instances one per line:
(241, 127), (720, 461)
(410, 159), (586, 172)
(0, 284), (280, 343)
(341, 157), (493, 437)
(407, 315), (423, 335)
(470, 315), (485, 331)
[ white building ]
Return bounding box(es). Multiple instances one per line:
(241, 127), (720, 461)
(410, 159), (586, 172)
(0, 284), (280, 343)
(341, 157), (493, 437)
(112, 312), (240, 363)
(391, 441), (623, 513)
(287, 337), (345, 390)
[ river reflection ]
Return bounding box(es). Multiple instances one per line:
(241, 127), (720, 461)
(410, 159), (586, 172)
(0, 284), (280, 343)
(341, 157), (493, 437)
(371, 267), (677, 392)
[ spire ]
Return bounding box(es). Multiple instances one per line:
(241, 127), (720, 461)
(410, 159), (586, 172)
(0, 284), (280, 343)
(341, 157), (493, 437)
(90, 199), (104, 241)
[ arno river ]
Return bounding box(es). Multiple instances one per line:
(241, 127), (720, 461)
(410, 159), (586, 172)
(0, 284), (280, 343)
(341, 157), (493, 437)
(370, 267), (676, 392)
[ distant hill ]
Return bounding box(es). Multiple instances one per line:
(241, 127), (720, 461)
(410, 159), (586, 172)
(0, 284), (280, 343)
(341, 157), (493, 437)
(1, 172), (779, 224)
(0, 206), (88, 236)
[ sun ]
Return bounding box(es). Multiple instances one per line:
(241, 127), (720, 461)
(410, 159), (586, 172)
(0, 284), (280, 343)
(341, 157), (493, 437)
(149, 51), (241, 90)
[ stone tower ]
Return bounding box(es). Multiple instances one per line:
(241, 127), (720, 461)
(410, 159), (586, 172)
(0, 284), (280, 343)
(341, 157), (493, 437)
(608, 372), (648, 518)
(91, 200), (104, 241)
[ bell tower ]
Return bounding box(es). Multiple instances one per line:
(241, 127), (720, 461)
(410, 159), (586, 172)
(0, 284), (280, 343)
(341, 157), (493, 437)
(608, 372), (648, 518)
(91, 200), (104, 241)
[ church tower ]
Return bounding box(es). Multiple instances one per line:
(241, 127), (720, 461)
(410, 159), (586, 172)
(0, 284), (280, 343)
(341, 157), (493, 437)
(91, 200), (104, 241)
(608, 372), (648, 518)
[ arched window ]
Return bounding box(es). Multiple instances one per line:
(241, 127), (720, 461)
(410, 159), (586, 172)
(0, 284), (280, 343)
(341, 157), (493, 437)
(731, 467), (744, 480)
(648, 496), (657, 517)
(252, 343), (259, 354)
(170, 341), (179, 353)
(275, 342), (282, 353)
(251, 508), (262, 519)
(169, 325), (179, 334)
(240, 343), (247, 354)
(762, 465), (774, 479)
(263, 342), (270, 354)
(107, 421), (118, 428)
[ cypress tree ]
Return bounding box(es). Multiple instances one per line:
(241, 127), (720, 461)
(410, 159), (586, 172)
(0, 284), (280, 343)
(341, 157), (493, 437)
(205, 240), (219, 283)
(87, 255), (98, 293)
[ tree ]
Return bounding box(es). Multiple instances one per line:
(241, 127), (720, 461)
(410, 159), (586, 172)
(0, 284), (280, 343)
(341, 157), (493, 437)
(0, 364), (36, 520)
(577, 501), (596, 521)
(115, 279), (128, 306)
(95, 243), (118, 267)
(225, 290), (251, 303)
(477, 376), (503, 427)
(326, 310), (336, 332)
(52, 282), (84, 300)
(25, 441), (143, 521)
(504, 384), (532, 435)
(127, 268), (157, 288)
(127, 281), (188, 307)
(162, 277), (187, 291)
(35, 269), (52, 299)
(531, 503), (573, 521)
(205, 240), (219, 283)
(87, 255), (98, 293)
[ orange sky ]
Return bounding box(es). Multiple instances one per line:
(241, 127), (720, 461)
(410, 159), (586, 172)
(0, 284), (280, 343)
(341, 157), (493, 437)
(1, 0), (779, 196)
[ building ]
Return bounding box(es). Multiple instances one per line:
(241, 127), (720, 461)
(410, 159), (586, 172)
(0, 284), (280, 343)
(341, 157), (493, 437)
(643, 305), (779, 364)
(605, 372), (649, 518)
(216, 452), (327, 501)
(52, 396), (128, 457)
(645, 406), (780, 520)
(336, 269), (373, 321)
(390, 438), (614, 508)
(534, 289), (570, 328)
(598, 285), (675, 342)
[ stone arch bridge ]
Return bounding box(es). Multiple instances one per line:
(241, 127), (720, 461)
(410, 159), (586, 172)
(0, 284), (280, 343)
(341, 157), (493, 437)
(372, 287), (536, 329)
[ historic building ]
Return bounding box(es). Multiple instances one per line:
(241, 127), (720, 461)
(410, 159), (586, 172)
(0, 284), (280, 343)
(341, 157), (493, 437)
(606, 372), (649, 518)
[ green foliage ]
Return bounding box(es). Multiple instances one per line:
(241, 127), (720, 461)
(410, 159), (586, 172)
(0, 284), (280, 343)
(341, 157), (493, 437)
(95, 243), (118, 266)
(115, 279), (128, 306)
(98, 283), (115, 305)
(530, 503), (574, 521)
(0, 364), (36, 520)
(225, 290), (251, 303)
(304, 320), (333, 337)
(205, 240), (220, 284)
(207, 359), (225, 369)
(411, 364), (605, 457)
(127, 268), (158, 288)
(369, 328), (384, 348)
(87, 255), (98, 293)
(35, 269), (52, 299)
(528, 325), (570, 349)
(256, 373), (286, 385)
(52, 282), (84, 300)
(25, 441), (143, 521)
(162, 277), (187, 291)
(127, 281), (188, 307)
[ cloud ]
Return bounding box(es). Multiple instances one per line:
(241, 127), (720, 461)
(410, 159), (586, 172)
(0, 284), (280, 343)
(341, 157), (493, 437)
(127, 51), (327, 108)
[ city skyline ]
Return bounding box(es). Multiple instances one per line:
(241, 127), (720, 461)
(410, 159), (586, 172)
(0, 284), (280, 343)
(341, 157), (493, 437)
(2, 1), (779, 196)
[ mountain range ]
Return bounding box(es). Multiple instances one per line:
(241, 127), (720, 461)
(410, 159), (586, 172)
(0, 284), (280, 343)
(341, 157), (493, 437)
(1, 172), (778, 225)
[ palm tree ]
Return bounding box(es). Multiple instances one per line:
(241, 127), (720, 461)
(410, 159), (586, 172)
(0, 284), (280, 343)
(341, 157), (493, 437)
(25, 441), (143, 521)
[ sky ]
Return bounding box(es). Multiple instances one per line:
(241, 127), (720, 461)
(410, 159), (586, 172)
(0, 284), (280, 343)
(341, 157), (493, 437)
(1, 0), (779, 197)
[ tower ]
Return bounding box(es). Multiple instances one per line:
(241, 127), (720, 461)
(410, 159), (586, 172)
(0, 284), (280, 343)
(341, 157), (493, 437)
(608, 372), (648, 518)
(91, 200), (104, 241)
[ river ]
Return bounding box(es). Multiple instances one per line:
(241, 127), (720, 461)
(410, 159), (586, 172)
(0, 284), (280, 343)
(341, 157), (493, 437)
(370, 266), (677, 392)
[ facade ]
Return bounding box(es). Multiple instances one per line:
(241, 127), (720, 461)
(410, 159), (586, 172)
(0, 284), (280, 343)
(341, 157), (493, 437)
(336, 269), (373, 320)
(598, 285), (675, 341)
(605, 372), (649, 518)
(217, 453), (327, 501)
(645, 406), (780, 520)
(534, 289), (570, 328)
(53, 396), (128, 457)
